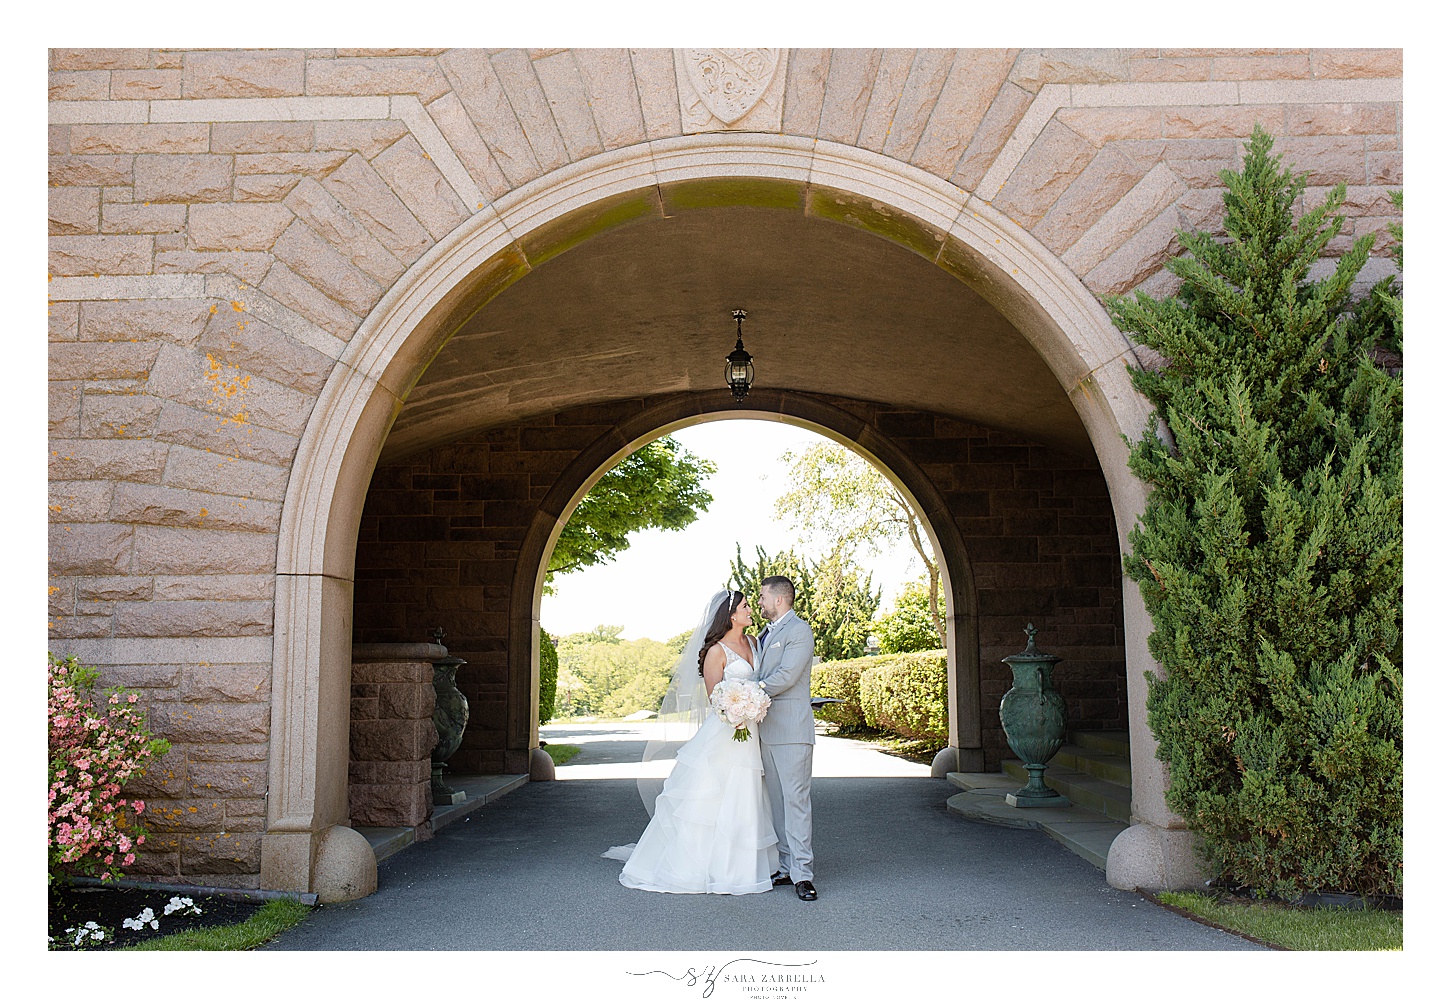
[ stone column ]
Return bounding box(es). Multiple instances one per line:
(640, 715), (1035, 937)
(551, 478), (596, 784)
(1104, 583), (1213, 891)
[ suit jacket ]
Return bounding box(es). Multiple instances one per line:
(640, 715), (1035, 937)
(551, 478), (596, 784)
(754, 609), (816, 745)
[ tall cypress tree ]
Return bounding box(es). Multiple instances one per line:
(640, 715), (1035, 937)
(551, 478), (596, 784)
(1108, 127), (1402, 898)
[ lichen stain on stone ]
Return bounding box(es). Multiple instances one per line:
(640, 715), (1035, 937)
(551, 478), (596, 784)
(518, 188), (663, 270)
(805, 187), (945, 262)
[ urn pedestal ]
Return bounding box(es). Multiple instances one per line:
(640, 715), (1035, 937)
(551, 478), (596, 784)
(430, 645), (469, 806)
(999, 624), (1070, 808)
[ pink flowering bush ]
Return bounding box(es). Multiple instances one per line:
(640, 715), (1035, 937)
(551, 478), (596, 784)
(48, 654), (170, 883)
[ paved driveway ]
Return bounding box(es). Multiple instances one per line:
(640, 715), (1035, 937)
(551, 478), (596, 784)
(266, 724), (1260, 952)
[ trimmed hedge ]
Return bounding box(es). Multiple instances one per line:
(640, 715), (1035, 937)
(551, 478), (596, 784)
(812, 650), (947, 741)
(860, 652), (948, 742)
(810, 659), (872, 731)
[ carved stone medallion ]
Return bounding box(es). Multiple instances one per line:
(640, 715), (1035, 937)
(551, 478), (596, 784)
(681, 49), (781, 125)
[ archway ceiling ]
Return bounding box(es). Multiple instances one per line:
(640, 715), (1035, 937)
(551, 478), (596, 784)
(381, 206), (1093, 462)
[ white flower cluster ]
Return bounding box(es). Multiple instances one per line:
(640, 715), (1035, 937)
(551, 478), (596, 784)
(67, 921), (106, 945)
(122, 907), (159, 931)
(164, 895), (202, 916)
(710, 678), (770, 740)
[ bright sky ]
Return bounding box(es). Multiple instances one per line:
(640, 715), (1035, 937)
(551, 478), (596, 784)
(539, 419), (928, 641)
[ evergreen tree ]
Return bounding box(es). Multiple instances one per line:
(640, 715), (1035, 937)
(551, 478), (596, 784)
(727, 543), (880, 661)
(1108, 127), (1402, 898)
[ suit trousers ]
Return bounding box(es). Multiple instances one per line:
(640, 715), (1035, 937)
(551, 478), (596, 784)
(760, 741), (813, 882)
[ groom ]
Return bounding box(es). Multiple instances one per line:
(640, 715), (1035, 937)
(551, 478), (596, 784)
(754, 576), (818, 901)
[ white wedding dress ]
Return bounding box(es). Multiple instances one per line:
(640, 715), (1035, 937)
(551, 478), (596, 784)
(604, 644), (778, 894)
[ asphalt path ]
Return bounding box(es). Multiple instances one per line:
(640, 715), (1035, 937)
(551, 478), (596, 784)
(266, 723), (1261, 952)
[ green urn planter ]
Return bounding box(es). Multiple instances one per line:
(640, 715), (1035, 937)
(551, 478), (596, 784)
(431, 644), (469, 806)
(998, 624), (1069, 808)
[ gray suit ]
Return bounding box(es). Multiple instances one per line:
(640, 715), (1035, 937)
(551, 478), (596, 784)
(754, 609), (815, 883)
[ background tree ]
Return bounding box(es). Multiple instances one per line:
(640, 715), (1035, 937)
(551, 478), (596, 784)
(546, 437), (716, 590)
(874, 578), (941, 653)
(552, 626), (677, 718)
(773, 442), (945, 648)
(727, 543), (880, 661)
(1111, 126), (1402, 898)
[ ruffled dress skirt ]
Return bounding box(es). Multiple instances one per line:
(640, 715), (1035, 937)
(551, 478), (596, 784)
(616, 714), (778, 894)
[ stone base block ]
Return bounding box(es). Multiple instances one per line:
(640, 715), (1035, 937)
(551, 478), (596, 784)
(529, 747), (555, 781)
(931, 746), (984, 777)
(1105, 821), (1215, 891)
(312, 824), (377, 903)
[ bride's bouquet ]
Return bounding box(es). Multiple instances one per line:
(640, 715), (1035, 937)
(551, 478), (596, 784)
(710, 678), (771, 742)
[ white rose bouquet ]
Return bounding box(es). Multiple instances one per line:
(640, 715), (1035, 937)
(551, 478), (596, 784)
(710, 678), (771, 742)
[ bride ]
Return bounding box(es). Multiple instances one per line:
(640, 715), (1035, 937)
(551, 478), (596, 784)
(602, 589), (778, 894)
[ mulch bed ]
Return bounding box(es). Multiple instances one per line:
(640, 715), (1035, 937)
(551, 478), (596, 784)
(48, 883), (258, 950)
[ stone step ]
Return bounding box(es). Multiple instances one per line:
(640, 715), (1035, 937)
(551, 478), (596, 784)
(1050, 743), (1132, 786)
(1065, 729), (1130, 759)
(1001, 758), (1131, 823)
(945, 778), (1128, 873)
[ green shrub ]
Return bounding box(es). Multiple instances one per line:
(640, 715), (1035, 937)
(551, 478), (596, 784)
(874, 579), (940, 653)
(810, 659), (872, 731)
(857, 651), (948, 742)
(1110, 127), (1402, 898)
(538, 628), (558, 723)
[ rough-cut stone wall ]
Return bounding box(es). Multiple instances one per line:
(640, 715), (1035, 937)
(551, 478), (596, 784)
(105, 661), (271, 887)
(348, 657), (437, 831)
(353, 393), (1126, 772)
(46, 48), (1400, 885)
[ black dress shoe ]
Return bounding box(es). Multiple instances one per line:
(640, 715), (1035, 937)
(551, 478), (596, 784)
(795, 880), (817, 901)
(771, 871), (793, 886)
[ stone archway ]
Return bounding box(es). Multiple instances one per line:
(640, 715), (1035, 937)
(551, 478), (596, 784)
(264, 134), (1177, 897)
(508, 389), (982, 779)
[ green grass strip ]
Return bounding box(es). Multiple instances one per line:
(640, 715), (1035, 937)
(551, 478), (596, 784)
(543, 744), (581, 766)
(118, 898), (311, 951)
(1158, 891), (1402, 951)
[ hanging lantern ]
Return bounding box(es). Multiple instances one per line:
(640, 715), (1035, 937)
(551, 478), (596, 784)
(724, 309), (754, 403)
